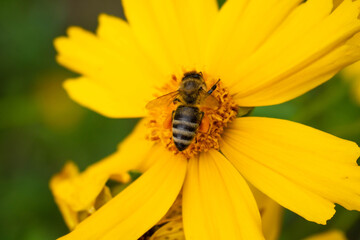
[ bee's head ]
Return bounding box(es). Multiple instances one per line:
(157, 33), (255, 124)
(182, 71), (203, 81)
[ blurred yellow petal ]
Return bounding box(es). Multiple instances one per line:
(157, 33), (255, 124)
(51, 119), (153, 212)
(50, 161), (80, 230)
(34, 73), (84, 130)
(52, 152), (123, 213)
(122, 0), (218, 73)
(213, 0), (360, 106)
(342, 60), (360, 104)
(59, 145), (187, 240)
(251, 186), (283, 240)
(221, 117), (360, 224)
(55, 16), (162, 118)
(353, 78), (360, 104)
(51, 162), (114, 230)
(343, 60), (360, 80)
(182, 150), (264, 240)
(304, 230), (347, 240)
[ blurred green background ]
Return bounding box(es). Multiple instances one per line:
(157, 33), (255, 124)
(0, 0), (359, 239)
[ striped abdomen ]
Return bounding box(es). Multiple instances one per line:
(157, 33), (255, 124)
(172, 105), (202, 151)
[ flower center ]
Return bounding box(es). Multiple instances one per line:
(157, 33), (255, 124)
(145, 71), (238, 159)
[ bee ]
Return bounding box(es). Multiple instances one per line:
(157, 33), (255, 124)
(146, 71), (220, 151)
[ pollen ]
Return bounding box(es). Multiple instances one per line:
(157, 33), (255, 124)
(145, 72), (239, 159)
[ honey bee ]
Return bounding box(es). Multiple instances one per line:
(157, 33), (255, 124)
(146, 71), (220, 151)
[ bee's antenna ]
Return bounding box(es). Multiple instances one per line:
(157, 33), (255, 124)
(207, 79), (220, 95)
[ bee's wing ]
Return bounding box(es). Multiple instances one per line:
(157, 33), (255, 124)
(198, 89), (220, 109)
(145, 90), (180, 110)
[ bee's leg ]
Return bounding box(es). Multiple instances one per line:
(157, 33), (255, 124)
(207, 79), (220, 95)
(173, 98), (181, 104)
(163, 111), (174, 129)
(198, 112), (210, 133)
(199, 111), (204, 122)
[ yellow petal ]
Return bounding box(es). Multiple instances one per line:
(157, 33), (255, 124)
(172, 0), (219, 68)
(50, 161), (80, 230)
(122, 0), (218, 73)
(182, 150), (264, 240)
(55, 15), (162, 118)
(212, 0), (360, 106)
(204, 0), (301, 82)
(304, 230), (347, 240)
(52, 119), (153, 212)
(59, 146), (187, 240)
(63, 77), (146, 118)
(233, 33), (360, 106)
(221, 117), (360, 224)
(251, 186), (283, 240)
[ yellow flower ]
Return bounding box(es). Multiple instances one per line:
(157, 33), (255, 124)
(53, 0), (360, 239)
